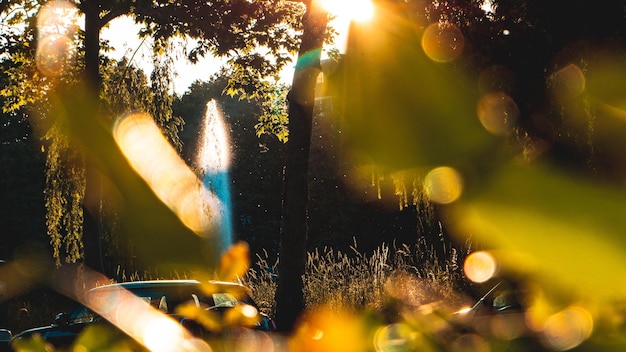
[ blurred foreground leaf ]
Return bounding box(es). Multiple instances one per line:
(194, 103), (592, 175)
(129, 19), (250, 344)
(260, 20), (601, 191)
(11, 335), (49, 352)
(50, 84), (216, 272)
(73, 324), (140, 352)
(290, 306), (367, 352)
(333, 7), (500, 170)
(217, 242), (250, 282)
(451, 164), (626, 301)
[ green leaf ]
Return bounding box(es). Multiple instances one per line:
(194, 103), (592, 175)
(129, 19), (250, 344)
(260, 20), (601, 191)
(333, 9), (498, 169)
(452, 164), (626, 301)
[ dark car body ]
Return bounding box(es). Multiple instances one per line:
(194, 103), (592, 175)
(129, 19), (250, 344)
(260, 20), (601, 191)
(450, 282), (531, 342)
(0, 260), (12, 352)
(0, 329), (11, 352)
(12, 280), (274, 350)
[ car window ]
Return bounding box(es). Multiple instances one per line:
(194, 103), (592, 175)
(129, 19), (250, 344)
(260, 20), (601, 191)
(211, 293), (237, 308)
(492, 291), (520, 311)
(89, 283), (255, 315)
(69, 306), (96, 324)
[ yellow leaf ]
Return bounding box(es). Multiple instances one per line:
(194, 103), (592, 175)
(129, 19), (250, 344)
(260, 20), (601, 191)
(216, 241), (250, 281)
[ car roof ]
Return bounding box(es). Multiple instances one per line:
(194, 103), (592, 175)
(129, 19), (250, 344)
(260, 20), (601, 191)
(90, 279), (245, 292)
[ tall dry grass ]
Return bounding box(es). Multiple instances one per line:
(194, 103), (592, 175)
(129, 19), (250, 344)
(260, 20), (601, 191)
(244, 234), (471, 318)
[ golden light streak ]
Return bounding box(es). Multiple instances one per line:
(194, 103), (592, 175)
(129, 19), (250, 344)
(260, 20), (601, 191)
(114, 113), (222, 237)
(49, 268), (211, 352)
(142, 317), (185, 352)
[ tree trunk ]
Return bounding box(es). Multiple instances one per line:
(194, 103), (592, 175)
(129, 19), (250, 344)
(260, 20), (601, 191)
(274, 1), (328, 332)
(81, 3), (104, 272)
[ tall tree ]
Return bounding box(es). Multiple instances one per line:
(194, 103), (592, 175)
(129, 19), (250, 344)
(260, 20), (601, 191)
(1, 0), (185, 270)
(274, 0), (328, 331)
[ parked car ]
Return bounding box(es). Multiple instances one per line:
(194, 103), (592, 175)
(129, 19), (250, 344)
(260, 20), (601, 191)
(12, 279), (275, 351)
(450, 281), (532, 344)
(0, 329), (11, 352)
(454, 282), (524, 317)
(0, 260), (11, 352)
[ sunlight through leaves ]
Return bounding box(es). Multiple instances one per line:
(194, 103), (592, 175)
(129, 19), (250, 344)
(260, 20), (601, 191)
(36, 1), (79, 77)
(142, 317), (186, 352)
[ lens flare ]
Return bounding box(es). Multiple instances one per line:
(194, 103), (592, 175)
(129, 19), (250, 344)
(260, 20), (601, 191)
(373, 323), (421, 352)
(48, 267), (212, 352)
(422, 23), (465, 63)
(476, 92), (519, 135)
(464, 251), (497, 283)
(114, 113), (222, 237)
(490, 313), (528, 340)
(36, 34), (74, 77)
(241, 304), (259, 319)
(37, 0), (79, 33)
(541, 306), (593, 351)
(424, 166), (463, 204)
(36, 1), (79, 78)
(549, 64), (586, 99)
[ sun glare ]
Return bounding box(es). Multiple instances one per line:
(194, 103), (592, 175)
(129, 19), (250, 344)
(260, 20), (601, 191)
(319, 0), (374, 23)
(318, 0), (375, 55)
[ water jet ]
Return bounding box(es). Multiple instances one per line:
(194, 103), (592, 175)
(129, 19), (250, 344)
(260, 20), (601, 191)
(197, 99), (234, 255)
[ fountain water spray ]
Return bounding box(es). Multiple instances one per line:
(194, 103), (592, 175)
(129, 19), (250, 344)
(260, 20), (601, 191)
(197, 100), (233, 254)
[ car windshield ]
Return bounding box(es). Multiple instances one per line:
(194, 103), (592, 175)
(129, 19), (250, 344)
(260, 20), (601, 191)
(88, 282), (251, 314)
